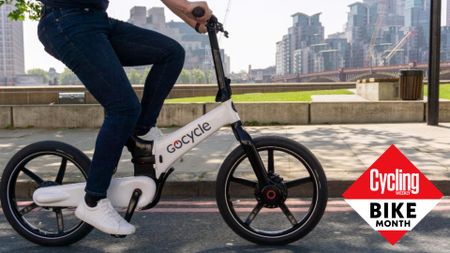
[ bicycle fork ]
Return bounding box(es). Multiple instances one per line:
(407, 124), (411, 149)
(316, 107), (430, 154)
(231, 122), (270, 186)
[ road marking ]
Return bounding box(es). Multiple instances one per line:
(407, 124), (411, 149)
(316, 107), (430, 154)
(8, 199), (450, 214)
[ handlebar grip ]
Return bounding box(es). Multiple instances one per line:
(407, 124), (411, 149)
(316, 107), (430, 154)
(192, 7), (205, 18)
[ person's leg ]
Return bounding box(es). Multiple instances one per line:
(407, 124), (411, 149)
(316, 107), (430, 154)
(108, 19), (186, 135)
(37, 8), (141, 199)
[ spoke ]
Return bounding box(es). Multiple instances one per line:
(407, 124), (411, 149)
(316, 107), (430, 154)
(280, 203), (298, 226)
(55, 209), (64, 234)
(230, 177), (257, 188)
(267, 149), (274, 174)
(285, 177), (313, 188)
(55, 158), (67, 184)
(244, 202), (264, 225)
(19, 202), (38, 215)
(21, 167), (44, 184)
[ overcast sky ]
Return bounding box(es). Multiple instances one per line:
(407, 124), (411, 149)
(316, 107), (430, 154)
(22, 0), (448, 73)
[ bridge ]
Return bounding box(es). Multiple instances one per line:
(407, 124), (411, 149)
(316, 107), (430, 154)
(273, 62), (450, 82)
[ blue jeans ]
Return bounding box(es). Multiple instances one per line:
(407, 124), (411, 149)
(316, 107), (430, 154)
(38, 6), (185, 197)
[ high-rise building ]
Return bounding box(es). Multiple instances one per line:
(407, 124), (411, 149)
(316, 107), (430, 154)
(276, 13), (326, 75)
(448, 0), (450, 26)
(129, 6), (147, 27)
(0, 4), (25, 86)
(404, 0), (430, 63)
(346, 2), (369, 68)
(276, 35), (291, 75)
(441, 26), (450, 62)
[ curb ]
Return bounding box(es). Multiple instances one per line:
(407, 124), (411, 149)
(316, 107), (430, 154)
(14, 180), (450, 199)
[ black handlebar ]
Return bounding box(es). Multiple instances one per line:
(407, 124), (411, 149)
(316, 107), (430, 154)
(192, 7), (206, 18)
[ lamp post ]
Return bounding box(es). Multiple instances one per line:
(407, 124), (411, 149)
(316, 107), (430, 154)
(428, 0), (441, 125)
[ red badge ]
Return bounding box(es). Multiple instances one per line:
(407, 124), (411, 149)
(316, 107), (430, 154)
(343, 145), (443, 245)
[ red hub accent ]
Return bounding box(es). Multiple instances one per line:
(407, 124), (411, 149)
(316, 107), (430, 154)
(266, 190), (277, 200)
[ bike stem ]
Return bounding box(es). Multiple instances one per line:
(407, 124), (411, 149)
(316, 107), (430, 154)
(206, 17), (232, 103)
(205, 17), (271, 186)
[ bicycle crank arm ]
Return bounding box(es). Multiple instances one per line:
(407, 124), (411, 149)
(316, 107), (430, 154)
(111, 189), (142, 239)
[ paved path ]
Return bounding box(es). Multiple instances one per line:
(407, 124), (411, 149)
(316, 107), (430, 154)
(1, 123), (449, 196)
(0, 198), (449, 253)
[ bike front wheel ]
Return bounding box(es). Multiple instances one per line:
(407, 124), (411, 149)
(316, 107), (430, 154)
(216, 136), (328, 245)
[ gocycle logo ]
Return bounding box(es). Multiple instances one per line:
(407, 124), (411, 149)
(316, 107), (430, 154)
(370, 168), (419, 195)
(166, 122), (212, 153)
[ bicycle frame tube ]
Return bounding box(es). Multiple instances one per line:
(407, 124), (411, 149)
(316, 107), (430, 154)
(153, 100), (240, 177)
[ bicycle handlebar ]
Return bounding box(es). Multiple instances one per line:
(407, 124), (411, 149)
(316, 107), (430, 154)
(192, 7), (205, 18)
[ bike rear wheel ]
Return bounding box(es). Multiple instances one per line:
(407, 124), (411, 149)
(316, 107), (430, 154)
(0, 141), (93, 246)
(216, 136), (328, 245)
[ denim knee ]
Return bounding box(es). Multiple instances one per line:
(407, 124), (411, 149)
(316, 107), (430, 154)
(105, 97), (141, 121)
(168, 41), (185, 66)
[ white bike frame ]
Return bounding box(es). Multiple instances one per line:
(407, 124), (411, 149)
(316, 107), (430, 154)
(33, 99), (241, 209)
(154, 99), (240, 178)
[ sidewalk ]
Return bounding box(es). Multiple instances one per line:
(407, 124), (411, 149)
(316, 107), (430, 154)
(1, 123), (449, 197)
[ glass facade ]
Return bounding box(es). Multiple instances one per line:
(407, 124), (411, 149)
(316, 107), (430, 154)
(0, 4), (24, 85)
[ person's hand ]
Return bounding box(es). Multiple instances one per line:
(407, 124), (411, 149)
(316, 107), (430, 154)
(161, 0), (212, 34)
(184, 1), (212, 33)
(185, 1), (213, 23)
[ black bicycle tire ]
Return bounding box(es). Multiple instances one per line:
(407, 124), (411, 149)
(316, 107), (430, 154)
(216, 136), (328, 245)
(0, 141), (94, 246)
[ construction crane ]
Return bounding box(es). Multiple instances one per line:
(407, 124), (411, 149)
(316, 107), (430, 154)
(382, 30), (414, 65)
(367, 0), (388, 69)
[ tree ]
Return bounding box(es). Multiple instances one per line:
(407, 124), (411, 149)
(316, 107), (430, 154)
(59, 68), (81, 85)
(0, 0), (41, 21)
(206, 70), (216, 84)
(127, 69), (144, 84)
(191, 69), (206, 84)
(27, 68), (49, 83)
(177, 69), (192, 84)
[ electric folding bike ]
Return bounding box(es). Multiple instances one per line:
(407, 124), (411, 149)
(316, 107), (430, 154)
(0, 8), (328, 246)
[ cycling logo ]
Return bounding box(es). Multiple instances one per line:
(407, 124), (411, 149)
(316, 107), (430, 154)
(343, 145), (443, 245)
(166, 122), (212, 153)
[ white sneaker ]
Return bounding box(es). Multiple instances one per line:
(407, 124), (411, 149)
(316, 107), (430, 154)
(75, 198), (135, 235)
(138, 127), (163, 141)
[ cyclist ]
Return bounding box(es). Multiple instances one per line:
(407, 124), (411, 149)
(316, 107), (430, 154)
(37, 0), (212, 235)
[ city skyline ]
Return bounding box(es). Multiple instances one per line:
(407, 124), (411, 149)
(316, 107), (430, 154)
(16, 0), (450, 74)
(20, 0), (370, 73)
(274, 0), (450, 78)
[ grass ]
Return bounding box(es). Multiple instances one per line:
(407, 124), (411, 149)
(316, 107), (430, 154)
(424, 84), (450, 99)
(166, 89), (353, 103)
